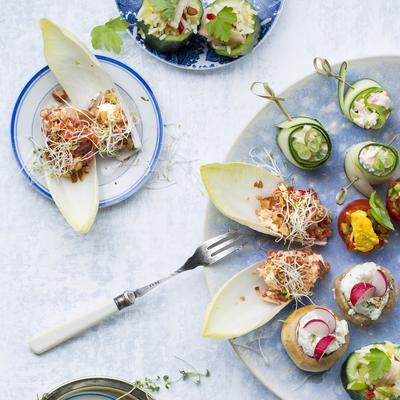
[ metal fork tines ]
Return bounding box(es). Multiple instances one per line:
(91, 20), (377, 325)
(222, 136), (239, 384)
(132, 230), (246, 300)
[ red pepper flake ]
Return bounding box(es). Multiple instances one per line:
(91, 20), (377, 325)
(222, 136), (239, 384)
(207, 13), (216, 20)
(178, 21), (185, 34)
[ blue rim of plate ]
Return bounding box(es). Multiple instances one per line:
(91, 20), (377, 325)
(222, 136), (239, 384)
(115, 0), (285, 70)
(65, 392), (116, 400)
(10, 55), (163, 208)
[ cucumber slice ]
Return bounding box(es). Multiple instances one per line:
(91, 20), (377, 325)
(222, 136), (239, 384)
(205, 0), (260, 58)
(338, 62), (347, 116)
(138, 0), (203, 54)
(276, 116), (321, 130)
(276, 117), (331, 169)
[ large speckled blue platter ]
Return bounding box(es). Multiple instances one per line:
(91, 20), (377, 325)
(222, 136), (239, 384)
(115, 0), (284, 70)
(204, 56), (400, 400)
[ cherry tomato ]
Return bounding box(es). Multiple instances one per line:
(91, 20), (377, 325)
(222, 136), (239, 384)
(337, 199), (383, 253)
(386, 178), (400, 223)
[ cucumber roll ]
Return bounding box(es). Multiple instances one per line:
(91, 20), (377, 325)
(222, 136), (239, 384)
(276, 117), (332, 169)
(200, 0), (260, 57)
(345, 141), (399, 197)
(314, 58), (392, 130)
(137, 0), (203, 53)
(251, 82), (332, 170)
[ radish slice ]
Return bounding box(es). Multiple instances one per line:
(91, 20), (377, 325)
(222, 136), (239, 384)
(303, 319), (330, 337)
(313, 307), (336, 333)
(350, 282), (376, 306)
(371, 269), (388, 297)
(314, 335), (336, 361)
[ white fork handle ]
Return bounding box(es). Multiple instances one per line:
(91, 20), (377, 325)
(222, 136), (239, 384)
(29, 299), (119, 355)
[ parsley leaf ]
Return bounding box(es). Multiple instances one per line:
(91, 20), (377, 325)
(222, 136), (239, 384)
(148, 0), (180, 21)
(206, 6), (237, 43)
(365, 348), (391, 381)
(91, 17), (129, 54)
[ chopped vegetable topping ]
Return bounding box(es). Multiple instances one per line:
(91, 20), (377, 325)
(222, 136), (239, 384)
(256, 183), (332, 246)
(257, 249), (329, 304)
(35, 87), (136, 182)
(351, 90), (392, 129)
(359, 144), (397, 177)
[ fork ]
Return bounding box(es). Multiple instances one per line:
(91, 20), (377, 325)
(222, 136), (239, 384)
(29, 230), (246, 355)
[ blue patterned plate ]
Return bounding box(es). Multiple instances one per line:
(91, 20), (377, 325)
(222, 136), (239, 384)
(204, 56), (400, 399)
(11, 55), (163, 208)
(115, 0), (284, 70)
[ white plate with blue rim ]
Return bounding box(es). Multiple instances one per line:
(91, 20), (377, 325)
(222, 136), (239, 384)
(11, 55), (163, 208)
(115, 0), (285, 70)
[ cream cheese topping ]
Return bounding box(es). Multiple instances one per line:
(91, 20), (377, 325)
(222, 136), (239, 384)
(340, 262), (389, 320)
(351, 91), (391, 128)
(297, 310), (349, 358)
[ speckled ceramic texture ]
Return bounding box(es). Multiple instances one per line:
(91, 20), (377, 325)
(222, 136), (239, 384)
(115, 0), (284, 70)
(204, 56), (400, 400)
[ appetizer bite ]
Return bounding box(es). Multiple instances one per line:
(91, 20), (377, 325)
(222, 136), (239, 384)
(387, 178), (400, 223)
(201, 162), (332, 246)
(338, 194), (394, 253)
(137, 0), (203, 53)
(38, 19), (141, 233)
(257, 249), (330, 304)
(251, 82), (332, 169)
(314, 58), (392, 129)
(200, 0), (260, 57)
(345, 141), (398, 197)
(202, 249), (329, 339)
(281, 305), (349, 372)
(342, 342), (400, 400)
(334, 262), (398, 326)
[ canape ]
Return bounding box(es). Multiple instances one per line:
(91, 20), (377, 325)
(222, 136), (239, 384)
(334, 262), (398, 326)
(201, 162), (332, 246)
(342, 342), (400, 400)
(38, 19), (141, 233)
(202, 249), (329, 340)
(338, 194), (394, 253)
(387, 178), (400, 223)
(200, 0), (260, 57)
(276, 116), (332, 169)
(281, 305), (349, 372)
(345, 141), (398, 197)
(137, 0), (203, 53)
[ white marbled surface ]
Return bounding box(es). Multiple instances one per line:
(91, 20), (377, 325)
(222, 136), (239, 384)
(1, 0), (400, 399)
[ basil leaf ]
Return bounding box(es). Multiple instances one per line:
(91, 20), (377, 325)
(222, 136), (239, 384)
(369, 191), (394, 231)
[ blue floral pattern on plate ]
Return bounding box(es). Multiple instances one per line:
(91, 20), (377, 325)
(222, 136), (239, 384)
(115, 0), (284, 70)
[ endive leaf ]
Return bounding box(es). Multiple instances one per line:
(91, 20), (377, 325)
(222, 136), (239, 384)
(200, 162), (284, 236)
(45, 160), (99, 234)
(202, 262), (289, 339)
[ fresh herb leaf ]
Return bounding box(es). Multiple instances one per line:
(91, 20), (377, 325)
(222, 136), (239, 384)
(206, 6), (237, 42)
(91, 17), (129, 54)
(148, 0), (180, 21)
(365, 348), (391, 381)
(369, 191), (394, 231)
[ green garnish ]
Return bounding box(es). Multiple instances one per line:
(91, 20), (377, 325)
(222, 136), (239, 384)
(365, 348), (391, 382)
(37, 361), (210, 400)
(148, 0), (180, 21)
(91, 17), (130, 54)
(206, 6), (237, 42)
(369, 191), (394, 231)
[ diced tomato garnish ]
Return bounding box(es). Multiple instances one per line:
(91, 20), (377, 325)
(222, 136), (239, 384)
(178, 21), (184, 34)
(207, 13), (216, 20)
